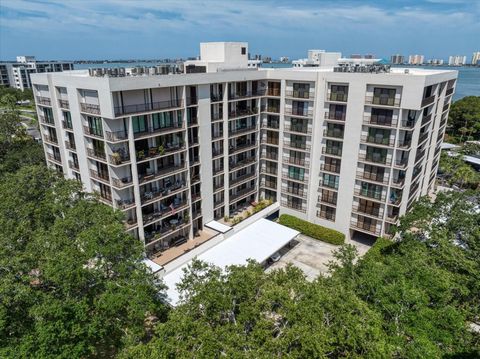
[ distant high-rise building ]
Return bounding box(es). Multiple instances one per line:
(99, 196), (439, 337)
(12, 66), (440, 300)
(364, 54), (375, 59)
(390, 54), (405, 64)
(279, 56), (289, 63)
(448, 55), (467, 66)
(408, 55), (424, 65)
(350, 54), (362, 59)
(471, 52), (480, 65)
(0, 56), (73, 90)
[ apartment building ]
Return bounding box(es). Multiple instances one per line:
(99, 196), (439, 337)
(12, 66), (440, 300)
(0, 56), (74, 90)
(448, 55), (467, 66)
(390, 54), (405, 65)
(472, 52), (480, 66)
(408, 55), (425, 65)
(31, 42), (457, 258)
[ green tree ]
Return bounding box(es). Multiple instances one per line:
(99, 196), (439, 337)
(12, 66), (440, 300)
(447, 96), (480, 142)
(0, 166), (167, 358)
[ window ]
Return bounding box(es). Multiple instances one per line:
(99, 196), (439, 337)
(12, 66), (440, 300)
(288, 166), (304, 181)
(320, 189), (337, 205)
(63, 111), (72, 128)
(132, 115), (147, 134)
(87, 116), (103, 136)
(241, 47), (246, 55)
(322, 173), (339, 189)
(324, 157), (341, 173)
(152, 111), (174, 129)
(318, 204), (336, 221)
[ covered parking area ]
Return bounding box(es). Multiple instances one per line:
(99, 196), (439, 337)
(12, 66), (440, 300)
(162, 218), (299, 306)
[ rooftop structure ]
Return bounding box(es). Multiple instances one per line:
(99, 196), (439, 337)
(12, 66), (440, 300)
(30, 42), (457, 264)
(292, 50), (342, 68)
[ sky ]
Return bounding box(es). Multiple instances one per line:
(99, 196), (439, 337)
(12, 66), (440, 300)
(0, 0), (479, 61)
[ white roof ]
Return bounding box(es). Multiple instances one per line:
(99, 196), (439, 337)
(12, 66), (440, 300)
(442, 142), (460, 150)
(464, 155), (480, 165)
(142, 259), (163, 273)
(163, 219), (299, 305)
(205, 220), (232, 233)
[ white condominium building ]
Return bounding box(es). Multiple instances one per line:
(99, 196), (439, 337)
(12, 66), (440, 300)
(31, 42), (457, 258)
(472, 52), (480, 65)
(0, 56), (74, 90)
(408, 55), (425, 65)
(448, 55), (467, 66)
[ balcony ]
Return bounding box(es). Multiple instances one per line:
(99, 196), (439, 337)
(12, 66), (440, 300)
(213, 181), (225, 192)
(140, 181), (187, 206)
(280, 201), (306, 213)
(229, 90), (265, 100)
(442, 103), (450, 112)
(285, 187), (307, 199)
(229, 157), (256, 170)
(112, 176), (134, 188)
(39, 115), (55, 126)
(36, 96), (51, 106)
(284, 124), (312, 135)
(418, 132), (428, 145)
(284, 108), (313, 117)
(394, 158), (409, 169)
(43, 134), (58, 145)
(358, 153), (391, 166)
(230, 172), (256, 186)
(400, 119), (415, 129)
(323, 129), (344, 139)
(65, 140), (76, 151)
(109, 152), (130, 166)
(354, 188), (386, 202)
(90, 169), (110, 183)
(352, 204), (384, 219)
(116, 198), (136, 210)
(47, 153), (61, 164)
(263, 150), (278, 161)
(142, 200), (189, 226)
(318, 193), (337, 206)
(212, 131), (224, 140)
(421, 95), (435, 107)
(83, 126), (103, 139)
(229, 141), (257, 155)
(211, 112), (223, 122)
(86, 148), (107, 161)
(80, 103), (101, 115)
(261, 137), (279, 146)
(114, 99), (182, 117)
(397, 138), (412, 149)
(350, 219), (381, 236)
(283, 157), (309, 167)
(261, 105), (280, 114)
(213, 165), (225, 175)
(212, 148), (224, 158)
(327, 93), (348, 102)
(445, 87), (454, 96)
(266, 88), (280, 97)
(134, 123), (184, 140)
(260, 180), (277, 190)
(261, 121), (280, 130)
(361, 135), (395, 147)
(228, 107), (258, 119)
(322, 147), (342, 157)
(325, 112), (346, 122)
(285, 90), (314, 100)
(282, 173), (307, 183)
(391, 177), (405, 188)
(363, 115), (397, 127)
(211, 93), (223, 102)
(136, 143), (185, 162)
(365, 95), (400, 107)
(62, 120), (73, 130)
(229, 124), (257, 136)
(190, 173), (200, 184)
(320, 163), (341, 174)
(283, 141), (311, 152)
(186, 97), (197, 106)
(105, 130), (128, 142)
(58, 99), (69, 109)
(421, 114), (432, 126)
(230, 186), (256, 202)
(356, 170), (389, 184)
(260, 167), (277, 176)
(68, 160), (79, 171)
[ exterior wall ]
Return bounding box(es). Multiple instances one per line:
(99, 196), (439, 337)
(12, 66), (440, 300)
(31, 65), (457, 255)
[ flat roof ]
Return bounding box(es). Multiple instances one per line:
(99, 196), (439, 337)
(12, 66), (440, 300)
(205, 220), (232, 233)
(142, 258), (163, 273)
(442, 142), (461, 150)
(162, 219), (299, 305)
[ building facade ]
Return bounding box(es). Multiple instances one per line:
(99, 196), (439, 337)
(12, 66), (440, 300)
(390, 55), (405, 65)
(0, 56), (74, 90)
(31, 43), (457, 258)
(472, 52), (480, 66)
(408, 55), (425, 65)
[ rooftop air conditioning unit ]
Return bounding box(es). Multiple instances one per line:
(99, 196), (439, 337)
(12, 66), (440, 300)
(88, 68), (94, 76)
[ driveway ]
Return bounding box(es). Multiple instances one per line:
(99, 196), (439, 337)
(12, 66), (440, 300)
(266, 234), (373, 281)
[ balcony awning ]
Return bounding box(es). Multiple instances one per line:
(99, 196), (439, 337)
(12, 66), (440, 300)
(162, 218), (299, 306)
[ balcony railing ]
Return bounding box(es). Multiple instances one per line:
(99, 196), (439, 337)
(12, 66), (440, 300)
(283, 141), (311, 152)
(58, 99), (69, 109)
(211, 93), (223, 102)
(361, 135), (395, 147)
(356, 170), (389, 184)
(260, 180), (277, 190)
(284, 124), (312, 134)
(229, 141), (257, 155)
(142, 200), (189, 226)
(350, 219), (381, 236)
(261, 121), (280, 129)
(394, 158), (409, 168)
(109, 152), (130, 165)
(47, 153), (61, 164)
(80, 103), (101, 115)
(354, 188), (386, 202)
(230, 186), (256, 201)
(261, 137), (279, 146)
(213, 165), (225, 175)
(65, 140), (76, 151)
(327, 93), (348, 102)
(280, 201), (306, 213)
(323, 129), (344, 139)
(358, 153), (391, 166)
(83, 126), (103, 138)
(229, 125), (257, 136)
(363, 115), (397, 127)
(229, 90), (265, 100)
(229, 157), (256, 170)
(283, 157), (309, 167)
(211, 112), (223, 121)
(39, 115), (55, 126)
(36, 96), (51, 106)
(320, 163), (341, 173)
(445, 87), (454, 96)
(365, 96), (400, 107)
(105, 130), (128, 142)
(43, 134), (58, 144)
(282, 173), (307, 183)
(186, 97), (197, 106)
(114, 99), (182, 117)
(285, 90), (314, 99)
(263, 151), (278, 161)
(421, 95), (435, 107)
(325, 112), (346, 121)
(212, 148), (224, 157)
(136, 143), (185, 161)
(397, 138), (412, 148)
(140, 182), (187, 205)
(322, 147), (342, 157)
(266, 88), (280, 97)
(86, 148), (107, 161)
(285, 187), (307, 199)
(90, 169), (110, 183)
(68, 160), (79, 171)
(352, 204), (384, 218)
(228, 107), (258, 119)
(230, 172), (256, 186)
(62, 120), (73, 130)
(133, 123), (184, 139)
(260, 167), (277, 176)
(284, 108), (313, 117)
(112, 176), (133, 188)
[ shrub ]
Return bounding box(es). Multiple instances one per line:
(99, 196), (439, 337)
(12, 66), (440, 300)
(278, 214), (345, 245)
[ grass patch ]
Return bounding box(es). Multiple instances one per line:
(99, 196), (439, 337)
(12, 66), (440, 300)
(279, 214), (345, 245)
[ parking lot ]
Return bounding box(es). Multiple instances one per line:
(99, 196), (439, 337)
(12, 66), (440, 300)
(266, 234), (373, 281)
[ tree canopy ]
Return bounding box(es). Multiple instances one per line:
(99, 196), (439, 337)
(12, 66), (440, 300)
(446, 96), (480, 143)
